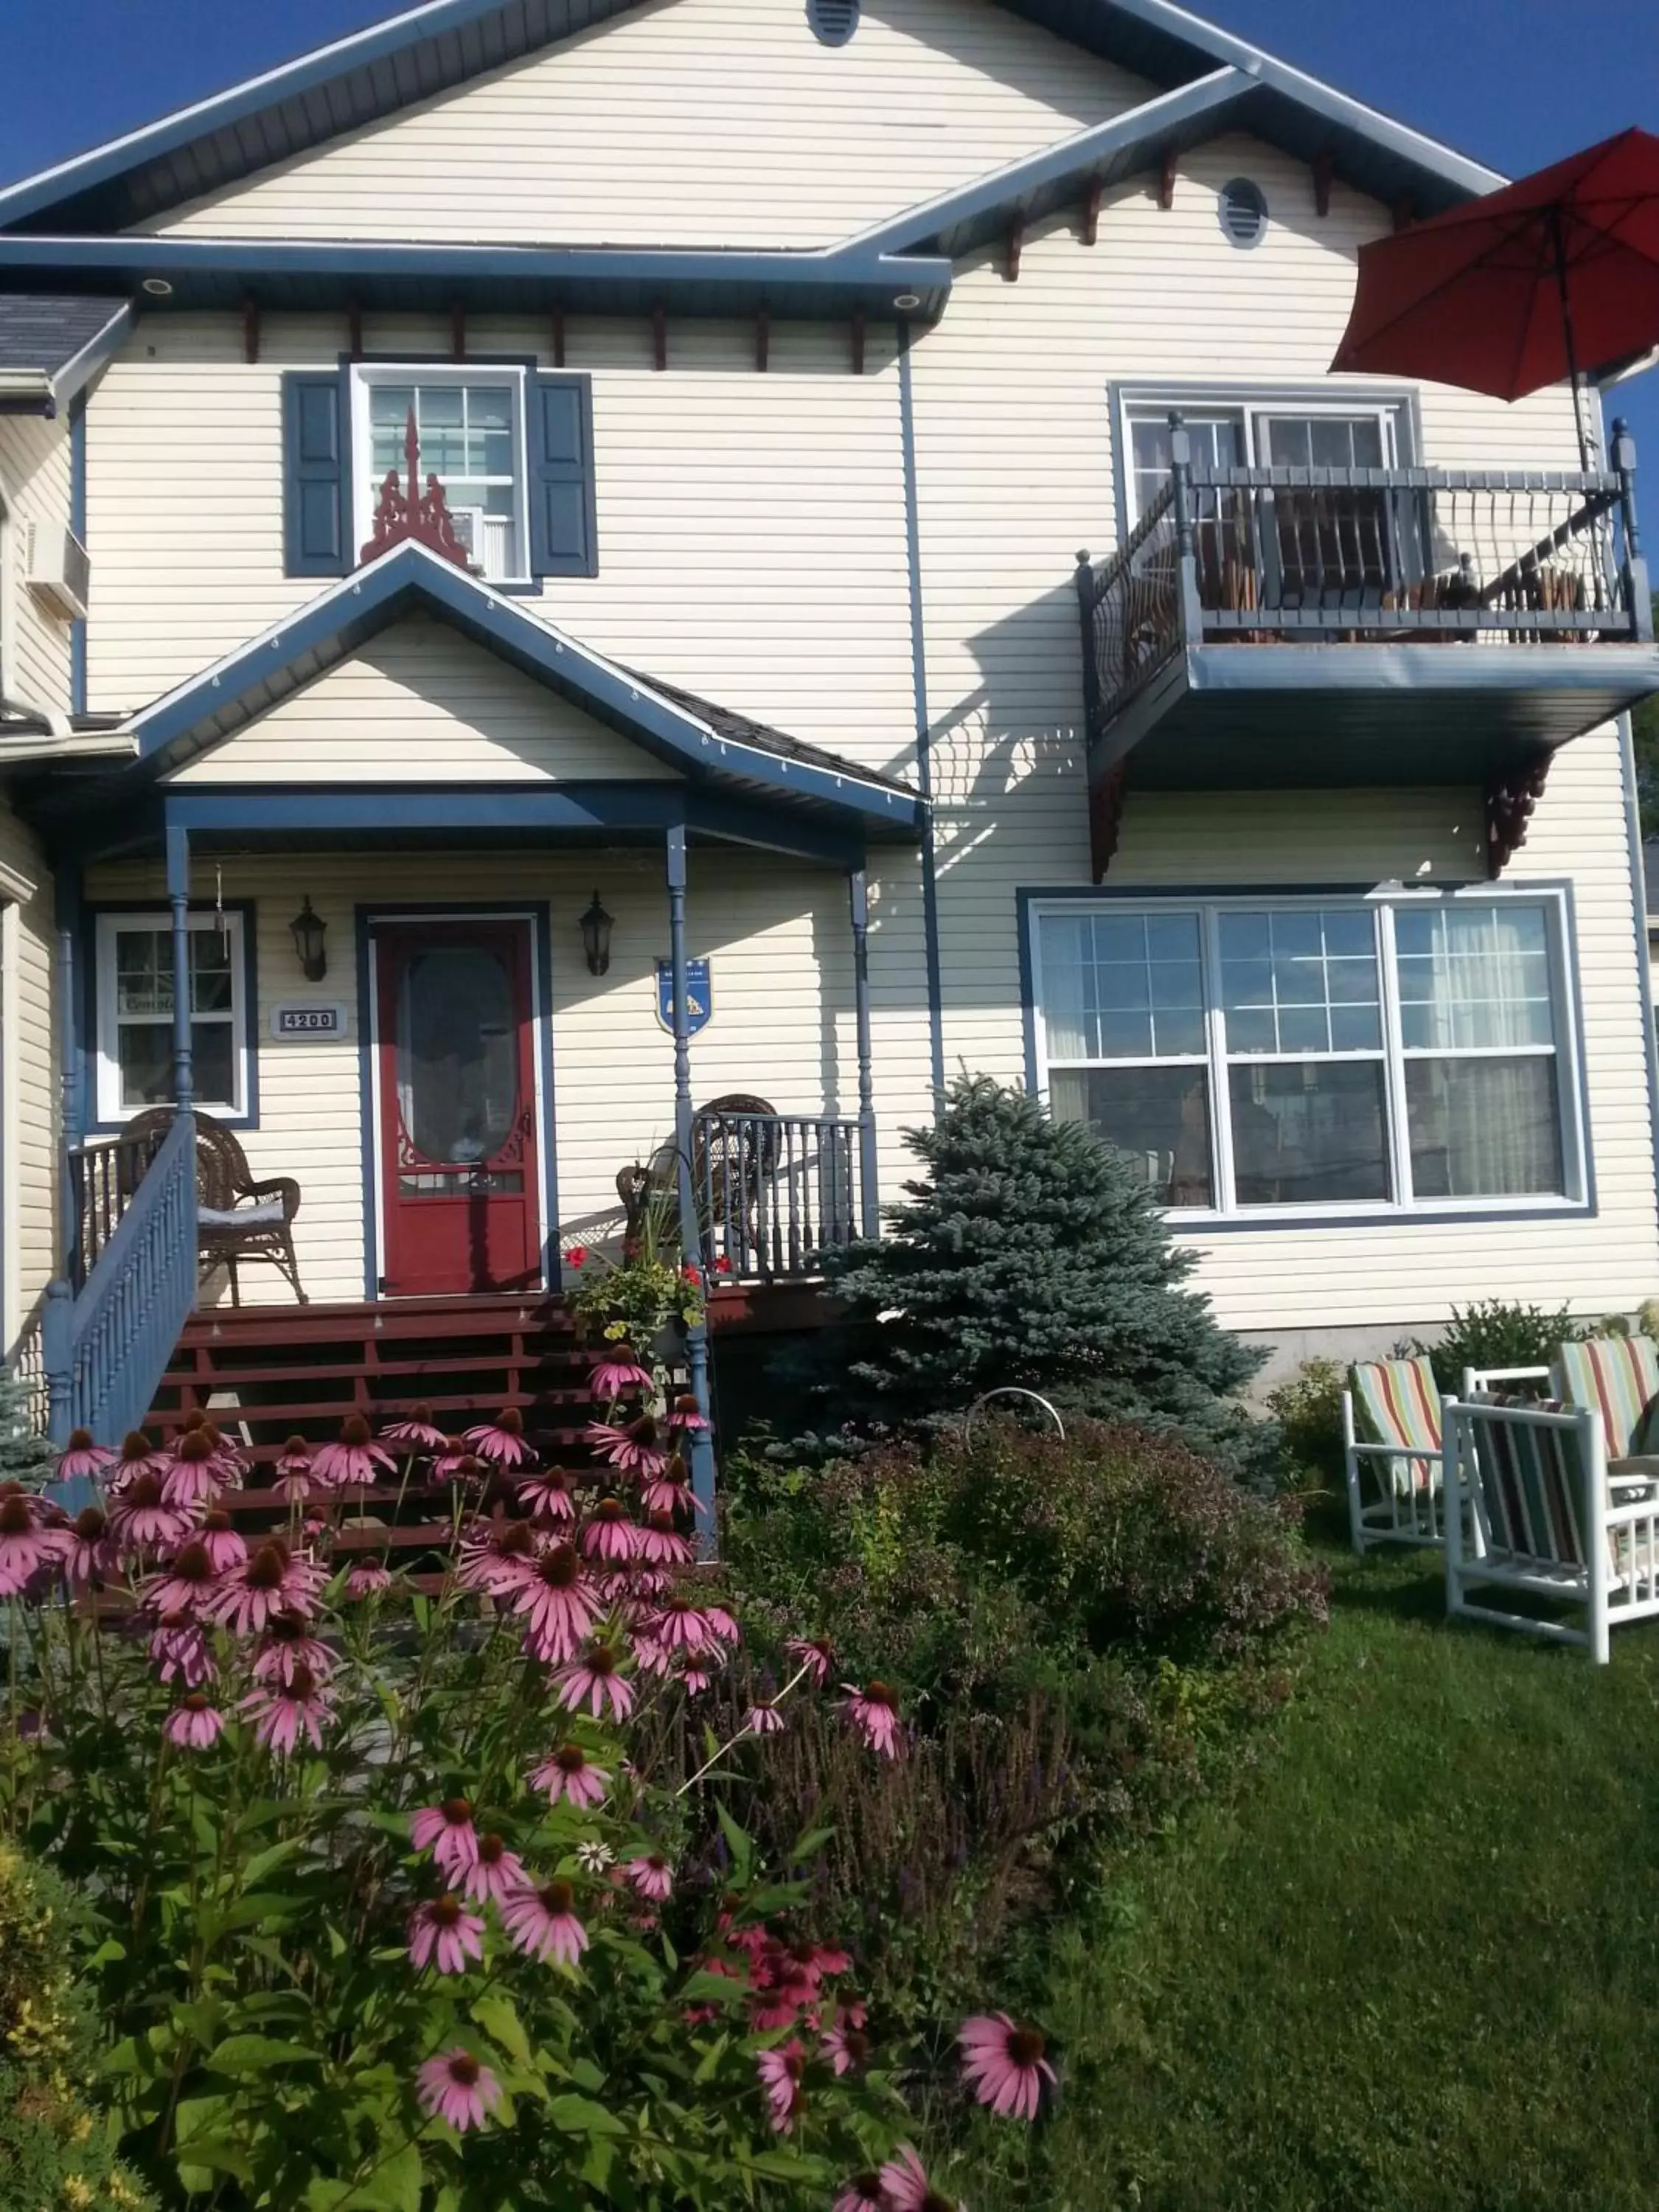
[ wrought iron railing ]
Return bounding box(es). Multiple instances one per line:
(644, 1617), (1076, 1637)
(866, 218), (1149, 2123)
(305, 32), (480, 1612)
(1076, 417), (1655, 742)
(69, 1125), (167, 1290)
(693, 1110), (869, 1282)
(42, 1109), (198, 1445)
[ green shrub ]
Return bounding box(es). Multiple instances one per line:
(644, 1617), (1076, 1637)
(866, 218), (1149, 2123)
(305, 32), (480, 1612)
(0, 1843), (153, 2212)
(779, 1074), (1278, 1486)
(1264, 1357), (1346, 1487)
(1409, 1298), (1578, 1391)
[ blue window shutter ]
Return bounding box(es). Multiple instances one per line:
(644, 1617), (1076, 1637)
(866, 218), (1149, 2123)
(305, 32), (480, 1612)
(527, 374), (597, 578)
(282, 371), (348, 577)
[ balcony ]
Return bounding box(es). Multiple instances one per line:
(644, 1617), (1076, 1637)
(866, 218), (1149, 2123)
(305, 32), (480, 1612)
(1075, 429), (1659, 799)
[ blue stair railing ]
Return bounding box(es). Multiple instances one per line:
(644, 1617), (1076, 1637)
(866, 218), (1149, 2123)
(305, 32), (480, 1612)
(42, 1110), (198, 1447)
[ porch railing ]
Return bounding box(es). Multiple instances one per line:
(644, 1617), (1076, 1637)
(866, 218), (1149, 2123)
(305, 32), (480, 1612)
(69, 1124), (167, 1290)
(42, 1109), (198, 1445)
(1077, 418), (1655, 742)
(693, 1110), (869, 1282)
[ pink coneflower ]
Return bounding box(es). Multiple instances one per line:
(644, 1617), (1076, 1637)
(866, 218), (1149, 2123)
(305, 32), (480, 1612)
(431, 1445), (480, 1487)
(407, 1893), (484, 1976)
(630, 1631), (673, 1679)
(649, 1597), (715, 1654)
(745, 1699), (786, 1736)
(0, 1485), (62, 1596)
(464, 1406), (534, 1470)
(637, 1511), (694, 1566)
(410, 1798), (481, 1879)
(639, 1472), (697, 1517)
(880, 2146), (954, 2212)
(512, 1543), (599, 1665)
(57, 1427), (116, 1483)
(555, 1642), (635, 1721)
(381, 1403), (449, 1453)
(196, 1508), (246, 1573)
(344, 1559), (392, 1598)
(583, 1411), (667, 1478)
(198, 1421), (248, 1478)
(162, 1429), (223, 1509)
(822, 2020), (872, 2076)
(958, 2012), (1056, 2121)
(415, 2049), (500, 2133)
(311, 1413), (395, 1490)
(61, 1504), (116, 1587)
(144, 1537), (222, 1618)
(208, 1536), (324, 1634)
(681, 1665), (715, 1697)
(107, 1473), (195, 1554)
(462, 1831), (529, 1906)
(500, 1877), (588, 1966)
(701, 1604), (740, 1647)
(454, 1516), (538, 1597)
(841, 1680), (901, 1760)
(625, 1853), (674, 1902)
(105, 1430), (169, 1497)
(785, 1635), (835, 1686)
(273, 1435), (314, 1503)
(241, 1660), (332, 1756)
(756, 2039), (807, 2133)
(164, 1691), (225, 1750)
(833, 2176), (888, 2212)
(669, 1394), (710, 1433)
(588, 1352), (654, 1402)
(517, 1467), (577, 1523)
(579, 1498), (639, 1564)
(150, 1612), (215, 1688)
(253, 1611), (337, 1687)
(529, 1742), (611, 1809)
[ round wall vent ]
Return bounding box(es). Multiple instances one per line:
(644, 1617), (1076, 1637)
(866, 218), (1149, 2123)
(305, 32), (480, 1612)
(1218, 177), (1269, 248)
(807, 0), (859, 44)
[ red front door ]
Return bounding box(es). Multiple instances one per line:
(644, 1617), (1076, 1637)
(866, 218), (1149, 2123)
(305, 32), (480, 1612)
(374, 919), (542, 1296)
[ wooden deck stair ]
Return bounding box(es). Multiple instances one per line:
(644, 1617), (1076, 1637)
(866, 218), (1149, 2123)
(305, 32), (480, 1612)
(147, 1293), (594, 1471)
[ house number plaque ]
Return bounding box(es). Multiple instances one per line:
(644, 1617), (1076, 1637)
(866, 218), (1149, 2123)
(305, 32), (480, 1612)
(270, 1002), (349, 1040)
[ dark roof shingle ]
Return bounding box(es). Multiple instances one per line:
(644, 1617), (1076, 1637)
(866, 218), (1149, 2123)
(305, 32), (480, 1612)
(0, 293), (125, 377)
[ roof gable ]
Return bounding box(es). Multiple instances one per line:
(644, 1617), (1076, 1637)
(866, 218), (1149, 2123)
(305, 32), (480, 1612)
(0, 0), (1500, 249)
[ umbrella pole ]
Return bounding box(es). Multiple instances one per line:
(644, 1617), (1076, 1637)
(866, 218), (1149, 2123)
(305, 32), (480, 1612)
(1551, 206), (1593, 471)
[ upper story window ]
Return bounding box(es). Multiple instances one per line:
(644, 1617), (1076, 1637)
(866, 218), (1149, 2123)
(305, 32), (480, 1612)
(1126, 399), (1400, 522)
(353, 365), (528, 584)
(94, 910), (251, 1124)
(1029, 889), (1584, 1222)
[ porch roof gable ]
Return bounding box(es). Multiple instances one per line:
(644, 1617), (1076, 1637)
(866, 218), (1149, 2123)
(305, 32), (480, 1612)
(124, 542), (923, 838)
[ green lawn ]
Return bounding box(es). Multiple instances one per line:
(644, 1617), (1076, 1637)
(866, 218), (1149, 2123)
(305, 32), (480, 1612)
(973, 1543), (1659, 2212)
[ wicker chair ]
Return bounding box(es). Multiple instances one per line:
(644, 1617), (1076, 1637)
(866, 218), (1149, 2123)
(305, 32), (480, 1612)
(126, 1108), (306, 1306)
(615, 1093), (779, 1265)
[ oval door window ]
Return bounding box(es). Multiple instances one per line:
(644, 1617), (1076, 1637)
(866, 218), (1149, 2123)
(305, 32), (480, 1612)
(397, 945), (524, 1193)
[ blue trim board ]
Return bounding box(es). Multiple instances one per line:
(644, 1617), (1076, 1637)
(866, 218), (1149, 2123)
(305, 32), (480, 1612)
(128, 544), (922, 842)
(1015, 877), (1599, 1231)
(80, 899), (260, 1133)
(354, 902), (560, 1301)
(1619, 708), (1659, 1225)
(896, 326), (946, 1107)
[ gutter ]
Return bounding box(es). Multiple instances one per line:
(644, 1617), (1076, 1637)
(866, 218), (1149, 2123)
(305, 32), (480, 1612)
(0, 369), (55, 417)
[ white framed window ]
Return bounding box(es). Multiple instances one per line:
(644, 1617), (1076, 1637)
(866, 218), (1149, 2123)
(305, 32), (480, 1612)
(94, 911), (250, 1123)
(1122, 393), (1405, 522)
(1029, 888), (1585, 1221)
(350, 364), (530, 584)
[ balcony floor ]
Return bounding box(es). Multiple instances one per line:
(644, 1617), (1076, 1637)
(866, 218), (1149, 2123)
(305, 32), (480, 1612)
(1098, 641), (1659, 790)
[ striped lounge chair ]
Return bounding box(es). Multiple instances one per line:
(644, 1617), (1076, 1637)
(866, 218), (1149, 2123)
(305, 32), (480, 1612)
(1343, 1357), (1448, 1553)
(1553, 1335), (1659, 1461)
(1443, 1393), (1659, 1663)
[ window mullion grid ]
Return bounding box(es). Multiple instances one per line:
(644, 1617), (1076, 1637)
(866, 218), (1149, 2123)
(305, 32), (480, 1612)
(1376, 901), (1415, 1209)
(1201, 902), (1237, 1214)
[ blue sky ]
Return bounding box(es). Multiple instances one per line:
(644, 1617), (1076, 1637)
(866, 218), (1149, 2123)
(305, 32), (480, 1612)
(4, 0), (1658, 470)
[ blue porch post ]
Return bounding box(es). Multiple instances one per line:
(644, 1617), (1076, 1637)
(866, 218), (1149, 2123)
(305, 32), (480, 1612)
(666, 824), (717, 1547)
(849, 867), (879, 1237)
(165, 823), (194, 1108)
(55, 863), (84, 1284)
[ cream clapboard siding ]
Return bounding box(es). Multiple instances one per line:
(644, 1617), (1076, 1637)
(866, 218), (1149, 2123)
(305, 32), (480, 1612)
(164, 619), (679, 784)
(906, 132), (1659, 1332)
(0, 411), (73, 717)
(0, 806), (58, 1347)
(142, 0), (1149, 249)
(86, 313), (917, 777)
(82, 844), (924, 1306)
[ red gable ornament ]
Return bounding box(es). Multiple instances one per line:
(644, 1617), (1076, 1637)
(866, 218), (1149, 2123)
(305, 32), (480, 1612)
(358, 408), (472, 571)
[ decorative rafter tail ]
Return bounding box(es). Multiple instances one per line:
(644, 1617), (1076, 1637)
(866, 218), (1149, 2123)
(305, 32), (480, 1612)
(1486, 756), (1551, 876)
(1089, 761), (1128, 883)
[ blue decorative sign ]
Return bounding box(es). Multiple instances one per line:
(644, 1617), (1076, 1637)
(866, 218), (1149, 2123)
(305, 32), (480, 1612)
(655, 956), (713, 1037)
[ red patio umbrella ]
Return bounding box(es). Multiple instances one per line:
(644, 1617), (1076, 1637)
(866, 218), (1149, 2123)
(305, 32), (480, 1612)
(1332, 127), (1659, 467)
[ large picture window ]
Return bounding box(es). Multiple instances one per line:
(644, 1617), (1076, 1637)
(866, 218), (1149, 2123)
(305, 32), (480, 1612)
(94, 911), (251, 1124)
(1031, 892), (1583, 1220)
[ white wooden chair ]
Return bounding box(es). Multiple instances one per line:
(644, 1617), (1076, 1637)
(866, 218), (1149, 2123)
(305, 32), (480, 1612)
(1343, 1355), (1549, 1554)
(1442, 1394), (1659, 1664)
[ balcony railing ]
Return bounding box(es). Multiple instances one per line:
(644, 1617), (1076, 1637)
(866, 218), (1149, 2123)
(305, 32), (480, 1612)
(693, 1109), (870, 1283)
(1077, 419), (1655, 744)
